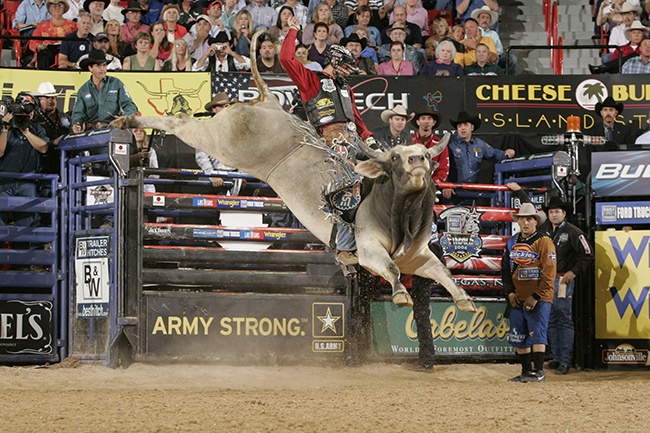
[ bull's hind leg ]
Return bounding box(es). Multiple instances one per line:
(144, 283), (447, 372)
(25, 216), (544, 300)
(411, 255), (477, 313)
(358, 250), (413, 307)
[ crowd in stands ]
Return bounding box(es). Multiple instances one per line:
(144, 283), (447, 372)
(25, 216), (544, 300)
(3, 0), (510, 76)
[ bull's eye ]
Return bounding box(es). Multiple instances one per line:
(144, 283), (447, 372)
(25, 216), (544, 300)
(391, 154), (400, 161)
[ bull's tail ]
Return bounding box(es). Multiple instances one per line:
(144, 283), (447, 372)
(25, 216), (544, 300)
(250, 31), (274, 103)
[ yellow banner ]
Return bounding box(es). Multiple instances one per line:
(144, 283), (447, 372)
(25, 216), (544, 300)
(595, 230), (650, 339)
(0, 69), (211, 116)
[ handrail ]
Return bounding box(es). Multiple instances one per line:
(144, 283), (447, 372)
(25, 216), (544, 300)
(505, 44), (623, 74)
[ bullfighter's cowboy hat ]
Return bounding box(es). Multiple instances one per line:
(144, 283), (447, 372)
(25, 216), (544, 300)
(624, 20), (650, 40)
(79, 48), (111, 70)
(83, 0), (109, 13)
(340, 33), (367, 50)
(386, 22), (411, 37)
(450, 111), (481, 131)
(619, 1), (642, 15)
(545, 196), (572, 216)
(380, 105), (415, 123)
(470, 5), (499, 26)
(411, 106), (440, 128)
(31, 82), (62, 98)
(205, 92), (236, 111)
(47, 0), (70, 14)
(595, 96), (624, 116)
(510, 202), (547, 224)
(121, 1), (146, 15)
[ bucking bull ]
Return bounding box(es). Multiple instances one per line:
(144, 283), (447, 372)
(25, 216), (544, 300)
(111, 32), (476, 313)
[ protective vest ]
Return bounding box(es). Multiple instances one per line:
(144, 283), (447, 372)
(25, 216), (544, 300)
(304, 73), (356, 128)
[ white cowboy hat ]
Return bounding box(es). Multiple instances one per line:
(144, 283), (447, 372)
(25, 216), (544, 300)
(470, 6), (499, 25)
(380, 105), (415, 123)
(31, 82), (62, 97)
(510, 202), (547, 225)
(619, 1), (642, 15)
(624, 20), (650, 40)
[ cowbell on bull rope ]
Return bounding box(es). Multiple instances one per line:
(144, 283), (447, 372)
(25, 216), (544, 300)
(110, 31), (477, 313)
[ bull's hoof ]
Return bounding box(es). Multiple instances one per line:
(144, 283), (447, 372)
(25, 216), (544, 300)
(110, 116), (127, 130)
(456, 298), (477, 313)
(392, 291), (413, 307)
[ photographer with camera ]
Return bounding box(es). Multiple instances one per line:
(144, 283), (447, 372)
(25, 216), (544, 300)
(192, 31), (250, 71)
(31, 82), (71, 177)
(0, 94), (50, 235)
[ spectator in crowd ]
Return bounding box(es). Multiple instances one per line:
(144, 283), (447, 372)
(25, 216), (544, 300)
(123, 31), (160, 70)
(411, 106), (449, 184)
(471, 5), (514, 73)
(280, 0), (309, 28)
(179, 0), (204, 30)
(193, 31), (251, 71)
(318, 0), (349, 29)
(391, 0), (428, 36)
(453, 18), (497, 67)
(294, 43), (323, 71)
(280, 16), (377, 265)
(244, 0), (278, 32)
(302, 2), (345, 45)
(377, 41), (414, 75)
(199, 0), (230, 38)
(442, 111), (514, 202)
(63, 0), (85, 20)
(220, 0), (240, 32)
(341, 33), (376, 74)
(85, 0), (108, 35)
(76, 32), (123, 69)
(71, 48), (137, 132)
(58, 11), (93, 68)
(591, 20), (649, 73)
(162, 3), (188, 42)
(149, 21), (173, 62)
(464, 42), (503, 75)
(257, 34), (286, 73)
(30, 82), (71, 176)
(596, 0), (628, 36)
(162, 38), (194, 70)
(420, 39), (463, 76)
(377, 22), (424, 73)
(353, 26), (379, 63)
(308, 22), (330, 66)
(382, 6), (422, 48)
(451, 23), (464, 42)
(185, 14), (212, 60)
(503, 203), (556, 383)
(373, 105), (413, 149)
(344, 5), (382, 47)
(130, 127), (158, 193)
(635, 110), (650, 144)
(29, 0), (77, 69)
(344, 0), (387, 30)
(232, 10), (253, 55)
(606, 1), (641, 60)
(0, 94), (49, 241)
(105, 19), (134, 62)
(121, 2), (149, 46)
(13, 0), (51, 36)
(138, 0), (163, 26)
(103, 0), (124, 24)
(424, 16), (451, 60)
(622, 36), (650, 73)
(456, 0), (499, 24)
(268, 5), (297, 43)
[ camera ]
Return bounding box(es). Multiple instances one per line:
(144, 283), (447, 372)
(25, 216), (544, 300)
(0, 93), (36, 130)
(215, 44), (224, 50)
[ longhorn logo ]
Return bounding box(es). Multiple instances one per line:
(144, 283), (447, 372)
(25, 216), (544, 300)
(136, 78), (209, 115)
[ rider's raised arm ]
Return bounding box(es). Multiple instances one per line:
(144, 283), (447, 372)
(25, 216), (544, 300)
(279, 28), (320, 101)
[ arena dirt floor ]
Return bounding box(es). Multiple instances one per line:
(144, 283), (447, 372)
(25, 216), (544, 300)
(2, 358), (648, 433)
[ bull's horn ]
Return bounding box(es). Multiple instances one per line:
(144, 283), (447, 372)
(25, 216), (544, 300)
(429, 132), (451, 158)
(358, 138), (387, 161)
(250, 31), (273, 103)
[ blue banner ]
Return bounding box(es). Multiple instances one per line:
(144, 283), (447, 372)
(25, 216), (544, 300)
(591, 151), (650, 197)
(596, 201), (650, 225)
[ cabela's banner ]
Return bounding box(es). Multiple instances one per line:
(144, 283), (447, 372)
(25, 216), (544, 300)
(595, 230), (650, 340)
(371, 300), (513, 358)
(0, 69), (211, 117)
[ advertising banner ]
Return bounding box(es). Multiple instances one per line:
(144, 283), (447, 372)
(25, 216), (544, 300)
(591, 151), (650, 197)
(74, 236), (110, 318)
(146, 293), (349, 359)
(595, 201), (650, 225)
(371, 301), (514, 358)
(595, 230), (650, 340)
(0, 300), (53, 355)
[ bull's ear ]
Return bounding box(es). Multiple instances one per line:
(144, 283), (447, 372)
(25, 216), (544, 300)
(355, 160), (387, 178)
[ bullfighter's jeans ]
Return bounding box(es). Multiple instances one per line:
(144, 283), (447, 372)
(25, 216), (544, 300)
(0, 181), (38, 227)
(548, 276), (575, 367)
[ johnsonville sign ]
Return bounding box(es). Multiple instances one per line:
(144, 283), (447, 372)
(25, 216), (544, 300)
(371, 301), (514, 359)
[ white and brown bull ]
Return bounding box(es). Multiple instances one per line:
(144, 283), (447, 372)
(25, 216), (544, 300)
(111, 31), (476, 312)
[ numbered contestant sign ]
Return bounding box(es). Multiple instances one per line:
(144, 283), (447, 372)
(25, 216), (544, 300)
(74, 236), (110, 318)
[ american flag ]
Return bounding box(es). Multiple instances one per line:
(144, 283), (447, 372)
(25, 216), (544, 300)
(212, 72), (298, 109)
(213, 72), (251, 100)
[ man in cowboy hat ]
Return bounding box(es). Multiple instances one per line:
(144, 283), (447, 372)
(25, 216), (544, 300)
(341, 33), (375, 75)
(503, 202), (556, 383)
(622, 35), (650, 74)
(590, 20), (650, 74)
(382, 6), (422, 47)
(31, 82), (71, 175)
(372, 105), (414, 149)
(71, 49), (137, 132)
(590, 96), (633, 147)
(121, 2), (149, 46)
(194, 31), (251, 71)
(454, 18), (497, 67)
(84, 0), (109, 34)
(471, 4), (516, 74)
(411, 106), (449, 184)
(608, 1), (642, 56)
(378, 22), (425, 73)
(443, 110), (514, 202)
(456, 0), (499, 24)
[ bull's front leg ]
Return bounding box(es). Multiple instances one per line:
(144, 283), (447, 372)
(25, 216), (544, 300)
(358, 245), (413, 307)
(410, 254), (477, 313)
